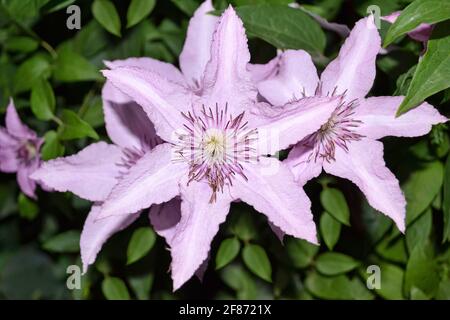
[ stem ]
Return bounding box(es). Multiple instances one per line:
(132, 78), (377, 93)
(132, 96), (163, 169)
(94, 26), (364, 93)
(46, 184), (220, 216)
(52, 115), (63, 127)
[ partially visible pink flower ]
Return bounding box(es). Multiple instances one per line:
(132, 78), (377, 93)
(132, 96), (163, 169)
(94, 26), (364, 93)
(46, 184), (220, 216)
(0, 99), (43, 198)
(31, 80), (177, 273)
(257, 16), (447, 232)
(101, 4), (341, 290)
(382, 11), (434, 43)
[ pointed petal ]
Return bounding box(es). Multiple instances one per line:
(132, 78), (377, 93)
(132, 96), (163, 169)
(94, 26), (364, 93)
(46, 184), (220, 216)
(179, 0), (218, 87)
(321, 16), (381, 101)
(171, 181), (231, 290)
(98, 144), (185, 219)
(285, 143), (323, 185)
(102, 82), (160, 150)
(355, 96), (447, 140)
(6, 99), (36, 139)
(248, 55), (280, 84)
(30, 142), (123, 202)
(258, 50), (319, 106)
(104, 57), (185, 85)
(17, 162), (38, 199)
(231, 157), (318, 244)
(102, 67), (190, 142)
(250, 96), (341, 155)
(81, 204), (139, 273)
(268, 222), (285, 243)
(0, 146), (19, 173)
(202, 6), (256, 114)
(323, 139), (405, 232)
(148, 197), (182, 245)
(195, 256), (210, 282)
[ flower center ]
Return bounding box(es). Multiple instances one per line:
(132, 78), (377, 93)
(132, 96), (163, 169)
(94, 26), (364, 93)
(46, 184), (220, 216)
(17, 140), (37, 164)
(303, 99), (364, 162)
(173, 104), (258, 202)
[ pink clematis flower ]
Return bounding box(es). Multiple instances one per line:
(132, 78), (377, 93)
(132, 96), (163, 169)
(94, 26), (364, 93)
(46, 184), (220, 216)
(257, 17), (448, 232)
(31, 80), (173, 273)
(0, 99), (43, 198)
(100, 4), (341, 290)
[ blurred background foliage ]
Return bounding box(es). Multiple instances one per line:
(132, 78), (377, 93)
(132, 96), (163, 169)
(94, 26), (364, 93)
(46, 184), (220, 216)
(0, 0), (449, 300)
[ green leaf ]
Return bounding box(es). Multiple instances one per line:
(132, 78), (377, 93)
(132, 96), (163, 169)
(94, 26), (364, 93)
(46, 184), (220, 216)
(376, 233), (408, 264)
(13, 54), (51, 93)
(220, 264), (257, 299)
(4, 36), (39, 53)
(17, 194), (39, 221)
(41, 130), (65, 161)
(59, 109), (99, 140)
(102, 277), (130, 300)
(320, 211), (341, 250)
(170, 0), (199, 16)
(320, 188), (350, 226)
(436, 279), (450, 299)
(285, 237), (318, 268)
(403, 161), (444, 224)
(127, 0), (156, 28)
(54, 46), (101, 82)
(384, 0), (450, 46)
(444, 154), (450, 242)
(404, 243), (440, 297)
(42, 230), (80, 253)
(411, 287), (430, 300)
(230, 210), (257, 241)
(406, 208), (432, 252)
(396, 21), (450, 115)
(242, 244), (272, 282)
(315, 252), (360, 276)
(30, 79), (55, 121)
(235, 5), (326, 56)
(1, 0), (51, 20)
(306, 272), (374, 300)
(375, 263), (405, 300)
(92, 0), (121, 37)
(126, 227), (156, 265)
(0, 247), (64, 299)
(128, 273), (154, 300)
(216, 237), (241, 270)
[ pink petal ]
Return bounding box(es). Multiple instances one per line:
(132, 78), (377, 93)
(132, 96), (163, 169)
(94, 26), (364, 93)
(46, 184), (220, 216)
(202, 6), (256, 114)
(30, 142), (123, 202)
(17, 162), (38, 199)
(102, 82), (160, 150)
(102, 67), (190, 142)
(323, 139), (406, 232)
(268, 222), (285, 243)
(258, 50), (319, 106)
(148, 197), (182, 245)
(98, 144), (186, 219)
(285, 143), (323, 185)
(231, 157), (318, 244)
(171, 181), (231, 290)
(248, 55), (280, 83)
(6, 99), (36, 139)
(104, 57), (185, 85)
(355, 96), (448, 140)
(81, 204), (140, 273)
(179, 0), (218, 87)
(0, 127), (17, 147)
(0, 146), (19, 173)
(321, 16), (381, 101)
(250, 96), (341, 155)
